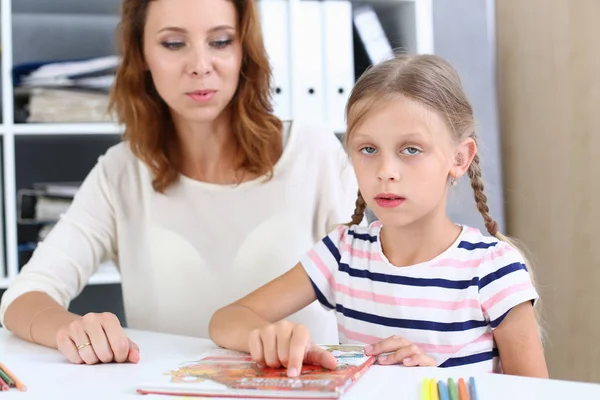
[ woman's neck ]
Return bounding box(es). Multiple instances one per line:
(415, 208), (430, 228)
(379, 210), (462, 268)
(172, 111), (244, 184)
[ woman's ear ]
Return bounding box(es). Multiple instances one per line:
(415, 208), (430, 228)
(450, 137), (477, 180)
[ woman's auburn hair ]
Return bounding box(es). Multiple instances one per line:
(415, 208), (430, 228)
(108, 0), (283, 192)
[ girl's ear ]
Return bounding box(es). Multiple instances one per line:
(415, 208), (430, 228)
(450, 137), (477, 180)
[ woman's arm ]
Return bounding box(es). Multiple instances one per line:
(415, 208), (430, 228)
(494, 301), (548, 378)
(0, 148), (135, 364)
(209, 263), (317, 352)
(3, 292), (80, 348)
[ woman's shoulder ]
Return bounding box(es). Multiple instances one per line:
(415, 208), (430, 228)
(93, 140), (149, 188)
(97, 140), (141, 172)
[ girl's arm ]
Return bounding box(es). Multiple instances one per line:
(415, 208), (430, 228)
(209, 263), (317, 352)
(494, 301), (548, 378)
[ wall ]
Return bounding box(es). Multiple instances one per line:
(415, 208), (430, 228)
(496, 0), (600, 383)
(433, 0), (505, 234)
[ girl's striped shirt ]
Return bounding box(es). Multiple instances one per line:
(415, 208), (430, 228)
(300, 222), (538, 373)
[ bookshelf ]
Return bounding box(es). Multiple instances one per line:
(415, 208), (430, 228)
(0, 0), (434, 290)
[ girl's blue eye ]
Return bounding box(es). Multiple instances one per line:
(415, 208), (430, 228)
(401, 147), (421, 156)
(211, 38), (233, 49)
(360, 146), (377, 155)
(161, 41), (185, 50)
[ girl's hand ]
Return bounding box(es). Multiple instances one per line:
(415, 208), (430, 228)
(56, 312), (140, 365)
(248, 320), (337, 377)
(365, 335), (436, 367)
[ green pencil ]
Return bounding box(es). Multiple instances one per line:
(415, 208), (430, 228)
(447, 378), (459, 400)
(0, 367), (14, 387)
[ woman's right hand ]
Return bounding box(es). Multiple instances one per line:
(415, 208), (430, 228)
(56, 312), (140, 365)
(248, 321), (337, 377)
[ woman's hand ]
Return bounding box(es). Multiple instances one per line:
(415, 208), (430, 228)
(365, 335), (436, 367)
(56, 312), (140, 365)
(248, 320), (337, 377)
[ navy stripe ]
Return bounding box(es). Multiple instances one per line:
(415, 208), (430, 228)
(335, 304), (487, 332)
(439, 349), (499, 368)
(338, 262), (478, 290)
(458, 241), (497, 250)
(348, 230), (378, 243)
(323, 236), (341, 263)
(479, 262), (527, 289)
(490, 309), (510, 329)
(309, 279), (335, 310)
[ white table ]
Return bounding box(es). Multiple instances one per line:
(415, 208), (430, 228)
(1, 328), (600, 399)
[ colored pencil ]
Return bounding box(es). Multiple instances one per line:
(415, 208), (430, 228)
(0, 377), (8, 392)
(0, 362), (27, 391)
(458, 378), (469, 400)
(437, 380), (449, 400)
(469, 377), (479, 400)
(0, 367), (14, 387)
(447, 378), (459, 400)
(421, 377), (430, 400)
(429, 378), (439, 400)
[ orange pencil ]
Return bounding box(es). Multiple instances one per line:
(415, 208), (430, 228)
(0, 362), (27, 392)
(457, 378), (468, 400)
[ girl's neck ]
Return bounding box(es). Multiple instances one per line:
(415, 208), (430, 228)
(380, 211), (462, 268)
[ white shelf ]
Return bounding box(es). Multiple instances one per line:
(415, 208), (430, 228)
(12, 123), (123, 135)
(0, 278), (10, 290)
(0, 262), (121, 290)
(88, 262), (121, 285)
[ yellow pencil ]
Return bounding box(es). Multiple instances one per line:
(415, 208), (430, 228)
(421, 377), (430, 400)
(0, 362), (27, 392)
(430, 378), (439, 400)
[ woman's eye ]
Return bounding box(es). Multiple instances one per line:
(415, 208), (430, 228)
(360, 146), (377, 155)
(161, 41), (185, 50)
(211, 38), (233, 49)
(401, 147), (421, 156)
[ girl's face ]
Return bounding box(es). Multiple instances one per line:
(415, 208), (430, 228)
(347, 96), (475, 228)
(143, 0), (243, 125)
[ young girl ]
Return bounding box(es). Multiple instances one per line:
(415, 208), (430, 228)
(209, 54), (548, 378)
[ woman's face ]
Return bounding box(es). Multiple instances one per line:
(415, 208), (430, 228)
(143, 0), (243, 124)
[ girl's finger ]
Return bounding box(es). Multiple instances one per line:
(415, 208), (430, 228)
(249, 329), (266, 366)
(365, 335), (411, 356)
(287, 325), (311, 376)
(378, 343), (422, 365)
(261, 327), (281, 368)
(403, 352), (437, 367)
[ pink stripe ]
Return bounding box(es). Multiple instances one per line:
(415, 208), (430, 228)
(481, 282), (534, 312)
(338, 325), (382, 344)
(333, 280), (480, 310)
(310, 249), (478, 311)
(417, 333), (494, 354)
(341, 239), (512, 267)
(343, 244), (383, 261)
(339, 325), (494, 355)
(430, 245), (513, 268)
(308, 250), (335, 286)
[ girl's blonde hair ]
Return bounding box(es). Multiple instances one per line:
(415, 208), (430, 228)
(344, 53), (543, 332)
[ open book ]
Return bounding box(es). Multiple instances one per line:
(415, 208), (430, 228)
(136, 345), (375, 398)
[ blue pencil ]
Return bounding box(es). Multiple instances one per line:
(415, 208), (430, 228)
(469, 377), (479, 400)
(437, 380), (449, 400)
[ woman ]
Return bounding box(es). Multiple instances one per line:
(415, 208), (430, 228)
(0, 0), (357, 365)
